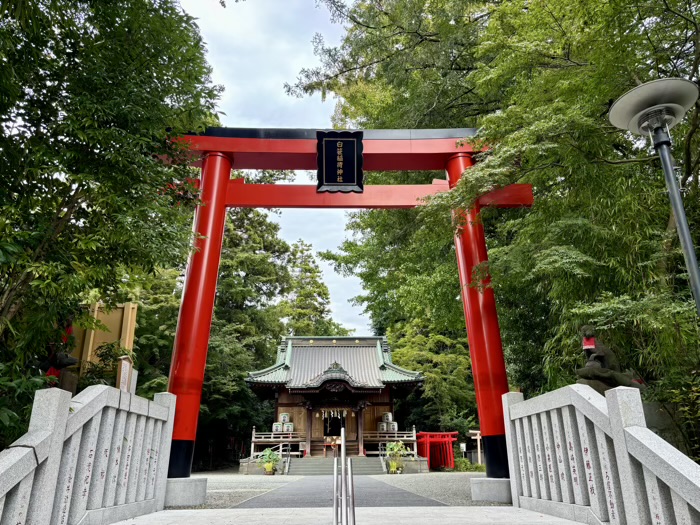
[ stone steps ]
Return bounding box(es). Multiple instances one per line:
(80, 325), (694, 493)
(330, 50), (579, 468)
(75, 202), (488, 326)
(287, 457), (384, 476)
(308, 441), (360, 457)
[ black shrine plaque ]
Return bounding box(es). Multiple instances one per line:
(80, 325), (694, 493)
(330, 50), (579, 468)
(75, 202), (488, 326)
(316, 130), (364, 193)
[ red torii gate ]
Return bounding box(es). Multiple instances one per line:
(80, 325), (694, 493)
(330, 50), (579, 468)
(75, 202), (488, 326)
(416, 431), (459, 470)
(167, 128), (533, 479)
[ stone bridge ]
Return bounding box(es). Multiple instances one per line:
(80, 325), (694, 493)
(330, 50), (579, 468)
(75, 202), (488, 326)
(1, 384), (698, 524)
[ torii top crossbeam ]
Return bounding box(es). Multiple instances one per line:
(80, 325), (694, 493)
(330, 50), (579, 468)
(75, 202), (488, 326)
(182, 127), (478, 171)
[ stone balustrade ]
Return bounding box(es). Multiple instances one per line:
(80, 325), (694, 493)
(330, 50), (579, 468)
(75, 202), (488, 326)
(503, 384), (700, 525)
(0, 385), (175, 525)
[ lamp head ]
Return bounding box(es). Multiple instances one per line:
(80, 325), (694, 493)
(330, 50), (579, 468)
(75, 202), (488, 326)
(609, 78), (698, 135)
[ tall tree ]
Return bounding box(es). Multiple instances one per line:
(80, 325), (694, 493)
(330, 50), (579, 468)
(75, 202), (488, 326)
(134, 205), (292, 468)
(281, 240), (350, 337)
(297, 0), (700, 455)
(0, 0), (219, 362)
(389, 319), (476, 438)
(0, 0), (218, 448)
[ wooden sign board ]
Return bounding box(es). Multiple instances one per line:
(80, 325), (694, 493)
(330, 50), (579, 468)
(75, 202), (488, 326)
(316, 130), (364, 193)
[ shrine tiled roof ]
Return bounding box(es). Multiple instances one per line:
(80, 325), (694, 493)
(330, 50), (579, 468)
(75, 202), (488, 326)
(246, 336), (421, 390)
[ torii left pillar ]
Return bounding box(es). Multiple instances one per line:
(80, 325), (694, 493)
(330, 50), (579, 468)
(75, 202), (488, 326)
(167, 152), (231, 477)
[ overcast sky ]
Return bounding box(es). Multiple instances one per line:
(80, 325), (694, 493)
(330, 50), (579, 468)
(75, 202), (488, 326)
(179, 0), (371, 334)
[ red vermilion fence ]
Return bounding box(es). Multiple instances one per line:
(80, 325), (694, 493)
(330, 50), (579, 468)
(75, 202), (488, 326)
(416, 431), (458, 470)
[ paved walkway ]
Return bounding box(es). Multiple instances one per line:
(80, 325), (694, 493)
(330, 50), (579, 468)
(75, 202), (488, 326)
(113, 507), (579, 524)
(113, 471), (580, 524)
(191, 469), (499, 509)
(196, 470), (302, 509)
(236, 475), (444, 508)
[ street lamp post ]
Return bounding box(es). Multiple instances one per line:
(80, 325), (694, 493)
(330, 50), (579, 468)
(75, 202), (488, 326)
(609, 78), (700, 316)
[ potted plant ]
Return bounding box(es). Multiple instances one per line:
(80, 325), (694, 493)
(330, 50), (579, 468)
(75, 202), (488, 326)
(385, 441), (409, 474)
(257, 448), (280, 475)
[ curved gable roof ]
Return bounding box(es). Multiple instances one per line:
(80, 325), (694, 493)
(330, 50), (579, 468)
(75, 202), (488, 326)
(247, 336), (421, 389)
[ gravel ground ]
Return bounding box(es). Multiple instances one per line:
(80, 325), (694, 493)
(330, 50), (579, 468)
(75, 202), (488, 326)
(369, 472), (506, 506)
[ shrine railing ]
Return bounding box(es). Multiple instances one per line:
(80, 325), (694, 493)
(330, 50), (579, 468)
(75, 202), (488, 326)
(251, 429), (306, 442)
(503, 384), (700, 525)
(363, 428), (418, 458)
(361, 430), (416, 442)
(0, 385), (175, 525)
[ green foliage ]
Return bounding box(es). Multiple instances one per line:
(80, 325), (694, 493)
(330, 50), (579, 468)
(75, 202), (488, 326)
(0, 0), (219, 443)
(0, 0), (219, 366)
(299, 0), (700, 459)
(131, 203), (291, 467)
(131, 268), (183, 387)
(385, 441), (409, 473)
(385, 440), (409, 459)
(655, 373), (700, 462)
(389, 319), (476, 438)
(78, 342), (132, 390)
(452, 457), (486, 473)
(280, 240), (351, 337)
(0, 362), (48, 448)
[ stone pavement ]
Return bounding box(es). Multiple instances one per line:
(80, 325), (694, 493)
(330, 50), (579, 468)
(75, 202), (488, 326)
(189, 468), (498, 509)
(112, 506), (580, 524)
(193, 469), (302, 509)
(236, 475), (444, 508)
(112, 472), (581, 524)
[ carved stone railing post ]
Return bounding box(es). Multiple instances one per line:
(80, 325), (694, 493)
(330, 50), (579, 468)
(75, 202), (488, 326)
(154, 392), (176, 511)
(606, 386), (649, 524)
(502, 392), (524, 507)
(23, 388), (72, 525)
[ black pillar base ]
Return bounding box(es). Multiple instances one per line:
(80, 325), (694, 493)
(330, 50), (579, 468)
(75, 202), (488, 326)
(483, 434), (509, 479)
(168, 439), (195, 478)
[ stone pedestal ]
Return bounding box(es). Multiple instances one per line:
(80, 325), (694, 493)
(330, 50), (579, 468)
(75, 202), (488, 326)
(164, 477), (207, 507)
(471, 477), (512, 504)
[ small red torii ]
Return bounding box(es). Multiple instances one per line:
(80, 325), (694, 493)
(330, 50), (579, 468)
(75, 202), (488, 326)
(167, 128), (533, 479)
(416, 431), (460, 470)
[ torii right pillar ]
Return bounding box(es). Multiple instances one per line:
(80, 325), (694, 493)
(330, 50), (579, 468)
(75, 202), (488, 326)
(446, 153), (534, 478)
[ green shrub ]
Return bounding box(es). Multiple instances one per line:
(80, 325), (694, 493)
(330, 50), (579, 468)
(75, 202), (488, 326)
(0, 362), (49, 448)
(452, 457), (486, 472)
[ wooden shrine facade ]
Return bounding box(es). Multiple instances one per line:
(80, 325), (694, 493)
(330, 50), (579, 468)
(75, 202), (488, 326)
(247, 336), (422, 457)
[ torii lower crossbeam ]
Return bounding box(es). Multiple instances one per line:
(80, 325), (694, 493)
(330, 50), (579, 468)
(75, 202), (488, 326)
(224, 178), (533, 209)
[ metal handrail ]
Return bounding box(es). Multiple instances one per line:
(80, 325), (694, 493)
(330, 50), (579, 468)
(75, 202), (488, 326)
(251, 442), (286, 458)
(284, 443), (291, 475)
(333, 456), (339, 522)
(249, 442), (293, 475)
(332, 428), (356, 525)
(347, 457), (356, 525)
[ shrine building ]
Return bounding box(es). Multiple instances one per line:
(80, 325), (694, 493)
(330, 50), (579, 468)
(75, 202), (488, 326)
(246, 336), (422, 457)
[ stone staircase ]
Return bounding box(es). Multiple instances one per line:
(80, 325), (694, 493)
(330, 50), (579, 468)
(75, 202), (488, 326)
(308, 440), (360, 457)
(287, 456), (384, 476)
